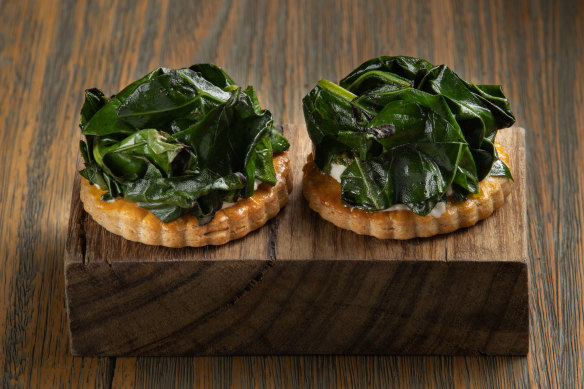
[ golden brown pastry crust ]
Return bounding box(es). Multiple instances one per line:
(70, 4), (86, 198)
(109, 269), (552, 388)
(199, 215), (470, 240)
(302, 143), (513, 239)
(81, 152), (292, 247)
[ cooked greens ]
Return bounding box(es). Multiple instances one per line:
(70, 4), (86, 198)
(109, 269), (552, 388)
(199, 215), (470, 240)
(302, 55), (515, 215)
(79, 64), (289, 223)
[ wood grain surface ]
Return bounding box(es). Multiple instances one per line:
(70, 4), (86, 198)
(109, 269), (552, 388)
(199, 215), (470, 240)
(65, 126), (527, 357)
(0, 0), (582, 387)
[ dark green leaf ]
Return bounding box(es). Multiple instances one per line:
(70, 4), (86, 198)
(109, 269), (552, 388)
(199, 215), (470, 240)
(242, 85), (264, 115)
(123, 170), (245, 223)
(82, 97), (136, 136)
(303, 55), (516, 215)
(94, 129), (183, 178)
(173, 88), (274, 196)
(339, 56), (433, 89)
(269, 126), (290, 153)
(340, 157), (392, 210)
(80, 88), (108, 129)
(116, 67), (168, 101)
(189, 63), (236, 89)
(389, 145), (447, 210)
(79, 64), (289, 223)
(490, 158), (514, 180)
(343, 70), (411, 95)
(468, 84), (516, 129)
(249, 135), (277, 185)
(302, 79), (363, 147)
(117, 69), (230, 129)
(82, 68), (171, 136)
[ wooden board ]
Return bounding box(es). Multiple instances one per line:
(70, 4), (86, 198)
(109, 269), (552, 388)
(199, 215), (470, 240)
(64, 125), (527, 356)
(4, 0), (583, 386)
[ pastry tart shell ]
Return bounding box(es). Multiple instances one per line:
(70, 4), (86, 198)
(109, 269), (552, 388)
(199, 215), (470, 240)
(80, 152), (292, 247)
(302, 143), (513, 239)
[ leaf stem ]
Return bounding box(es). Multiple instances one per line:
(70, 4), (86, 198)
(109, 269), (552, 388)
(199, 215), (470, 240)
(316, 79), (376, 116)
(317, 79), (357, 101)
(352, 156), (380, 209)
(347, 70), (411, 90)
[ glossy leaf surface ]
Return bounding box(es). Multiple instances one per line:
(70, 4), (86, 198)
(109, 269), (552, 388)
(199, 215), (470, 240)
(303, 55), (515, 215)
(79, 64), (289, 223)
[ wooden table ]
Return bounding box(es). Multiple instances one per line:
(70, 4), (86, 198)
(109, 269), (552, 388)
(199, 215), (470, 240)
(1, 0), (581, 387)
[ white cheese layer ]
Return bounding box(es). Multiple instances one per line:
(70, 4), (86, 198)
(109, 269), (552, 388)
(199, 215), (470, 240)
(327, 163), (448, 218)
(220, 201), (236, 209)
(329, 163), (347, 183)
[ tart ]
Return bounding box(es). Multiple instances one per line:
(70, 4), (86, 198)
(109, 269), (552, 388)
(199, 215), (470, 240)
(80, 152), (292, 247)
(78, 64), (291, 247)
(302, 56), (516, 239)
(303, 143), (511, 239)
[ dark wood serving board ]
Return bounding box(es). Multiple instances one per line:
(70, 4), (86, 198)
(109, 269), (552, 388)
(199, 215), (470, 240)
(64, 125), (528, 356)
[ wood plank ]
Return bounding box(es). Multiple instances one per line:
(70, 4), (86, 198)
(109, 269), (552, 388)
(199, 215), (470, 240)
(64, 125), (527, 356)
(2, 0), (584, 386)
(0, 0), (119, 387)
